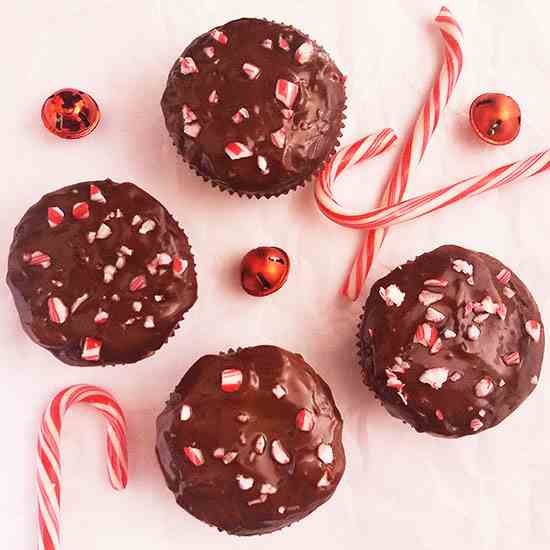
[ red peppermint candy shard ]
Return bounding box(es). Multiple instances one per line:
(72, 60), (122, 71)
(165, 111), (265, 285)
(208, 89), (219, 104)
(275, 79), (299, 109)
(295, 41), (314, 64)
(179, 57), (198, 75)
(525, 320), (542, 342)
(129, 274), (147, 292)
(221, 368), (243, 392)
(48, 297), (68, 324)
(429, 338), (443, 355)
(47, 207), (64, 228)
(278, 34), (290, 51)
(172, 257), (188, 277)
(271, 440), (290, 464)
(474, 377), (494, 398)
(25, 251), (51, 269)
(502, 352), (521, 366)
(203, 46), (215, 58)
(232, 107), (250, 124)
(424, 279), (448, 287)
(496, 268), (512, 285)
(94, 310), (109, 325)
(413, 323), (438, 348)
(281, 108), (294, 120)
(470, 418), (483, 432)
(296, 409), (315, 432)
(81, 337), (102, 361)
(242, 62), (261, 80)
(261, 38), (273, 49)
(270, 127), (287, 149)
(225, 142), (253, 160)
(184, 446), (205, 466)
(419, 367), (449, 389)
(210, 29), (228, 45)
(496, 303), (507, 321)
(72, 202), (90, 220)
(182, 104), (197, 124)
(90, 184), (106, 204)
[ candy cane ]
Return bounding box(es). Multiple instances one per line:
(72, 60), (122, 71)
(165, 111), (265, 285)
(326, 6), (464, 301)
(37, 384), (128, 550)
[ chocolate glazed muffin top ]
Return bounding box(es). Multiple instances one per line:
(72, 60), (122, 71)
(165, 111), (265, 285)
(6, 180), (197, 366)
(359, 245), (544, 437)
(156, 345), (345, 535)
(161, 18), (346, 197)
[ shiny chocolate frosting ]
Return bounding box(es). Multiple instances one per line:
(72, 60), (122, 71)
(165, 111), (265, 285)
(359, 245), (544, 437)
(6, 179), (197, 366)
(161, 18), (346, 197)
(156, 345), (345, 535)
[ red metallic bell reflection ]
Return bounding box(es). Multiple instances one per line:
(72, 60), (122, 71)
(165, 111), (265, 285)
(469, 93), (521, 145)
(41, 88), (101, 139)
(240, 247), (290, 297)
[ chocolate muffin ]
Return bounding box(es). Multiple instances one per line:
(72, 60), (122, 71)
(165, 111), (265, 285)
(156, 345), (345, 535)
(161, 18), (346, 198)
(6, 179), (198, 366)
(359, 245), (544, 437)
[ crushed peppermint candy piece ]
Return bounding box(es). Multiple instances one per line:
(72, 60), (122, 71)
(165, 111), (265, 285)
(257, 155), (269, 175)
(96, 223), (112, 240)
(425, 307), (446, 323)
(470, 418), (483, 432)
(47, 207), (64, 228)
(413, 323), (438, 348)
(94, 309), (109, 325)
(184, 446), (204, 466)
(496, 303), (507, 320)
(225, 142), (254, 160)
(295, 41), (314, 64)
(467, 324), (481, 341)
(103, 265), (116, 283)
(390, 356), (410, 374)
(261, 38), (273, 49)
(435, 409), (445, 420)
(254, 434), (267, 454)
(115, 256), (126, 269)
(424, 278), (448, 287)
(271, 440), (290, 464)
(208, 89), (219, 104)
(90, 184), (106, 203)
(419, 290), (443, 307)
(317, 471), (330, 488)
(172, 257), (188, 276)
(221, 368), (243, 392)
(478, 409), (486, 418)
(260, 483), (277, 495)
(525, 320), (542, 342)
(24, 251), (51, 268)
(480, 296), (498, 314)
(502, 352), (521, 366)
(317, 443), (333, 464)
(120, 245), (133, 256)
(182, 104), (197, 123)
(143, 315), (155, 328)
(466, 276), (475, 286)
(183, 122), (201, 138)
(81, 337), (101, 361)
(296, 409), (315, 432)
(179, 56), (198, 75)
(131, 214), (142, 226)
(474, 377), (494, 397)
(503, 286), (516, 299)
(180, 404), (192, 421)
(129, 274), (147, 292)
(236, 474), (254, 491)
(278, 34), (290, 51)
(48, 297), (68, 324)
(275, 79), (299, 109)
(272, 384), (287, 399)
(452, 259), (474, 276)
(156, 252), (172, 266)
(242, 62), (261, 80)
(71, 293), (89, 313)
(496, 268), (512, 285)
(450, 371), (462, 382)
(281, 108), (294, 120)
(139, 219), (156, 235)
(270, 127), (287, 149)
(248, 495), (268, 506)
(419, 367), (449, 390)
(531, 375), (539, 385)
(430, 338), (443, 354)
(379, 284), (405, 307)
(72, 202), (89, 220)
(213, 448), (225, 459)
(232, 107), (250, 124)
(210, 28), (228, 45)
(473, 313), (490, 324)
(499, 379), (506, 387)
(222, 451), (238, 464)
(86, 231), (96, 244)
(203, 46), (215, 58)
(237, 413), (249, 424)
(385, 370), (405, 391)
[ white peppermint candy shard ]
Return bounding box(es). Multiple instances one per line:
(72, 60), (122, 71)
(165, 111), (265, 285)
(272, 384), (287, 399)
(210, 29), (228, 45)
(157, 252), (172, 266)
(503, 286), (516, 299)
(208, 89), (219, 104)
(94, 309), (109, 325)
(103, 265), (116, 283)
(221, 368), (243, 392)
(275, 79), (299, 109)
(270, 127), (287, 149)
(474, 377), (494, 397)
(470, 418), (483, 432)
(257, 155), (269, 175)
(131, 215), (142, 226)
(419, 367), (449, 390)
(71, 293), (89, 313)
(450, 372), (462, 382)
(385, 370), (405, 391)
(90, 184), (106, 203)
(261, 38), (273, 49)
(47, 207), (64, 228)
(180, 404), (192, 421)
(496, 268), (512, 285)
(182, 104), (197, 123)
(236, 474), (254, 491)
(379, 284), (405, 307)
(296, 409), (315, 432)
(271, 440), (290, 464)
(525, 320), (541, 342)
(260, 483), (277, 495)
(254, 434), (267, 454)
(452, 259), (474, 276)
(424, 278), (448, 288)
(419, 290), (444, 307)
(213, 448), (225, 459)
(317, 443), (333, 464)
(143, 315), (155, 328)
(184, 446), (204, 466)
(48, 297), (68, 324)
(425, 307), (446, 323)
(203, 46), (215, 58)
(481, 296), (498, 314)
(478, 409), (486, 418)
(96, 223), (112, 240)
(179, 57), (198, 75)
(295, 41), (314, 64)
(81, 337), (102, 361)
(317, 471), (330, 488)
(278, 34), (290, 51)
(242, 62), (261, 80)
(139, 219), (156, 235)
(496, 303), (507, 321)
(86, 231), (96, 244)
(184, 122), (202, 138)
(222, 451), (238, 464)
(430, 338), (443, 355)
(531, 375), (539, 385)
(467, 324), (481, 340)
(232, 107), (250, 124)
(225, 142), (254, 160)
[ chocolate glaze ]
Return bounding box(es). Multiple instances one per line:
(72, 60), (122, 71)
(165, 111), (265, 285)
(161, 18), (346, 197)
(156, 345), (345, 535)
(359, 245), (544, 437)
(6, 180), (198, 366)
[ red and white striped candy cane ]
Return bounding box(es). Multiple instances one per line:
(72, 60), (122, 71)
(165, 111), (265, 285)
(37, 384), (128, 550)
(324, 6), (464, 301)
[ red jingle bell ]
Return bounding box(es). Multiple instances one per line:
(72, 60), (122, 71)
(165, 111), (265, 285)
(240, 247), (290, 297)
(41, 88), (101, 139)
(469, 93), (521, 145)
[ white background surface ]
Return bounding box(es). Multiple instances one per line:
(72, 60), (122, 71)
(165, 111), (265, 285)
(2, 1), (550, 548)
